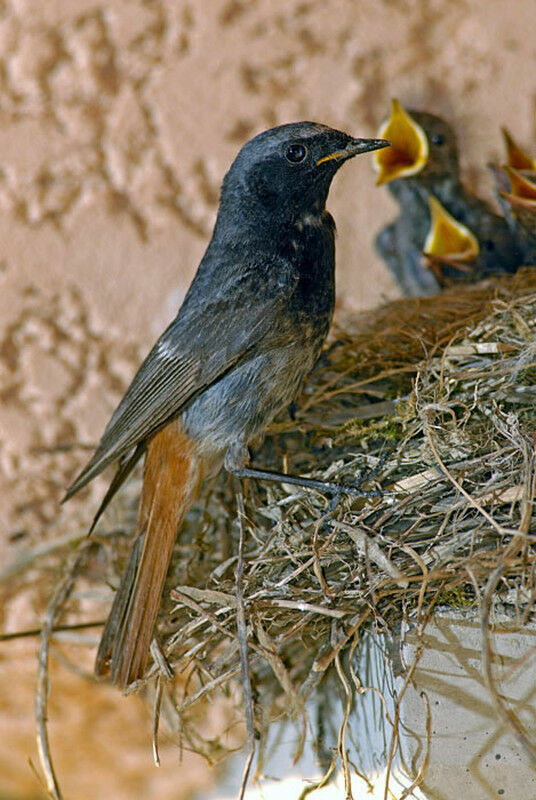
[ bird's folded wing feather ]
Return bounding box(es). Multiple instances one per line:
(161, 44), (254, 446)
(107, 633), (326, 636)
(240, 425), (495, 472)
(64, 258), (298, 498)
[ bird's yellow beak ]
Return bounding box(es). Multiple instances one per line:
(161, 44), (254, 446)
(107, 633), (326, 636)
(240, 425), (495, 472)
(373, 99), (429, 185)
(500, 165), (536, 211)
(422, 196), (479, 271)
(501, 127), (536, 171)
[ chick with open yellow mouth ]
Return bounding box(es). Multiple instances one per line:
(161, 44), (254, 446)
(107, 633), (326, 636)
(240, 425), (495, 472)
(491, 165), (536, 266)
(501, 127), (536, 173)
(422, 196), (480, 285)
(374, 99), (524, 295)
(501, 165), (536, 214)
(488, 130), (536, 264)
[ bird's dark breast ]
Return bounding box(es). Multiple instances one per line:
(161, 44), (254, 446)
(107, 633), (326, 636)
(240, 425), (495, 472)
(182, 213), (335, 458)
(287, 210), (336, 320)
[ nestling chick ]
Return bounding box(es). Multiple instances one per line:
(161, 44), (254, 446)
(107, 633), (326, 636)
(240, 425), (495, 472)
(421, 195), (480, 286)
(490, 162), (536, 264)
(488, 129), (536, 264)
(374, 100), (523, 295)
(501, 127), (536, 172)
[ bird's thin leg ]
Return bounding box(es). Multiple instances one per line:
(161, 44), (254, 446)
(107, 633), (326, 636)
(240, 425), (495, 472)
(228, 465), (382, 498)
(358, 450), (389, 484)
(225, 442), (384, 498)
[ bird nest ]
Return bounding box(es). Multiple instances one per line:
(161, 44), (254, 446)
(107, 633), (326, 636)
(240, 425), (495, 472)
(15, 268), (536, 784)
(137, 268), (536, 757)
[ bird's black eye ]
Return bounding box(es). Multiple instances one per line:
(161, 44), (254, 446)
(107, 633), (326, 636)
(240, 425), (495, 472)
(431, 134), (445, 146)
(285, 143), (308, 163)
(484, 239), (495, 251)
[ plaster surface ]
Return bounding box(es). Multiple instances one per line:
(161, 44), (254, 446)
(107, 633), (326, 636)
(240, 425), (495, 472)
(1, 1), (535, 797)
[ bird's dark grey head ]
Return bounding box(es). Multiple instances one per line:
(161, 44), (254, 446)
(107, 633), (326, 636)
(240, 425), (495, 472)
(219, 122), (388, 223)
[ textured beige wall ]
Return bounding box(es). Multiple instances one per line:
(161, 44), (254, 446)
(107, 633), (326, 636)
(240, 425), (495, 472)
(1, 0), (535, 797)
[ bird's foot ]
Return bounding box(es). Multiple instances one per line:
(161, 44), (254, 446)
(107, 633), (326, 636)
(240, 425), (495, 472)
(228, 454), (386, 500)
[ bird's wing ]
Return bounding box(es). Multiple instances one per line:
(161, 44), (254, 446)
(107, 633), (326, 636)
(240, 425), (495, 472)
(64, 258), (298, 499)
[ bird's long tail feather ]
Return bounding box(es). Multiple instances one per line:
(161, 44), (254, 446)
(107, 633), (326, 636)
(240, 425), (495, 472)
(95, 423), (202, 689)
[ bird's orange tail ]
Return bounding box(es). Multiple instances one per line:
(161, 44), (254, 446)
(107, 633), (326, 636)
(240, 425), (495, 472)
(95, 423), (203, 689)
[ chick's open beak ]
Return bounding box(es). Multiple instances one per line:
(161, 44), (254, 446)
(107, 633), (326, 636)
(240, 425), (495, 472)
(501, 127), (536, 171)
(373, 99), (429, 185)
(316, 137), (390, 166)
(422, 196), (479, 271)
(500, 166), (536, 211)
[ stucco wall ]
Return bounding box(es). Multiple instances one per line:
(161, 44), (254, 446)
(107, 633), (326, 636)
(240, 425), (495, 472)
(1, 1), (535, 797)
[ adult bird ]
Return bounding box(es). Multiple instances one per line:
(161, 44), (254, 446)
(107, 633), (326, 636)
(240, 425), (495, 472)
(373, 99), (523, 295)
(63, 122), (389, 689)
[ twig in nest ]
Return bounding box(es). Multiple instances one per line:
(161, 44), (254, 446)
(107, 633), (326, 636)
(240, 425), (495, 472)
(170, 589), (238, 640)
(176, 662), (245, 713)
(254, 617), (301, 713)
(400, 691), (431, 800)
(235, 482), (256, 800)
(334, 653), (353, 799)
(0, 619), (104, 642)
(259, 599), (347, 619)
(296, 750), (339, 800)
(331, 520), (409, 587)
(423, 415), (509, 537)
(400, 545), (429, 618)
(348, 634), (397, 732)
(35, 544), (89, 800)
(313, 608), (371, 673)
(150, 638), (174, 681)
(383, 639), (424, 800)
(152, 677), (163, 767)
